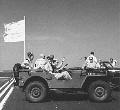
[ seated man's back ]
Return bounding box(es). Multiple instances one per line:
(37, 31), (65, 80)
(34, 54), (47, 69)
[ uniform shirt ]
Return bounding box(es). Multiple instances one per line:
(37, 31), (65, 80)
(86, 55), (97, 68)
(34, 58), (47, 69)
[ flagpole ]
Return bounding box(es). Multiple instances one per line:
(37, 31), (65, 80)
(24, 16), (25, 61)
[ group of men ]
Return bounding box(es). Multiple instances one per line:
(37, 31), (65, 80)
(21, 52), (72, 80)
(21, 51), (117, 80)
(82, 52), (117, 69)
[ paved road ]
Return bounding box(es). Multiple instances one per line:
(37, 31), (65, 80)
(3, 87), (120, 110)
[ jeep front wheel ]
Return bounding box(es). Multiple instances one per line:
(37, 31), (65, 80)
(25, 81), (47, 103)
(88, 80), (111, 102)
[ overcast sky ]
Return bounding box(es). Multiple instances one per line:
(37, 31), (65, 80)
(0, 0), (119, 70)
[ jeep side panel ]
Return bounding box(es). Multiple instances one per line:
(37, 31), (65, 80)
(18, 70), (51, 87)
(48, 70), (86, 88)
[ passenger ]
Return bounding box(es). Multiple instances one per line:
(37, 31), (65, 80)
(110, 58), (117, 67)
(21, 52), (34, 69)
(34, 54), (47, 69)
(82, 57), (87, 69)
(86, 52), (98, 69)
(46, 55), (55, 72)
(47, 55), (72, 80)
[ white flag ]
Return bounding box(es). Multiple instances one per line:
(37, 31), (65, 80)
(3, 20), (25, 42)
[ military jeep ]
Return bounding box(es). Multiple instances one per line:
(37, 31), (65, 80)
(13, 61), (120, 103)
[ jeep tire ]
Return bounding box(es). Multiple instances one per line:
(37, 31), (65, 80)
(88, 80), (111, 102)
(25, 81), (47, 103)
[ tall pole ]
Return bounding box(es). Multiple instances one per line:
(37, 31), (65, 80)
(24, 16), (25, 61)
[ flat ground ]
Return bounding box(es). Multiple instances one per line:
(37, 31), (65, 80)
(0, 71), (120, 110)
(2, 87), (120, 110)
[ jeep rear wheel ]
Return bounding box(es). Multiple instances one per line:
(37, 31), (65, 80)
(25, 81), (47, 103)
(88, 80), (111, 102)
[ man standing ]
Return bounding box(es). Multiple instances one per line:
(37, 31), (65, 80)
(85, 52), (98, 69)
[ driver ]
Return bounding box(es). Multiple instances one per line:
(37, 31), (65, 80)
(46, 55), (72, 80)
(46, 55), (65, 72)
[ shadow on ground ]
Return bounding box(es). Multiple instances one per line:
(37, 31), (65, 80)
(48, 91), (88, 102)
(22, 89), (119, 103)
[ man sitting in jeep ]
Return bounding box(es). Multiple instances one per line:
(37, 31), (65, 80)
(46, 55), (72, 80)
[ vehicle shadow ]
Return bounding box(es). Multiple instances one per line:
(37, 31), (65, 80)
(46, 90), (89, 102)
(45, 90), (117, 103)
(24, 90), (117, 103)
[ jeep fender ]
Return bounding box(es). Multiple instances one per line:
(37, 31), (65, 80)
(23, 76), (49, 91)
(81, 76), (109, 91)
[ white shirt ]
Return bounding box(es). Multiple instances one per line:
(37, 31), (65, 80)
(44, 62), (53, 73)
(86, 55), (97, 68)
(34, 58), (47, 69)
